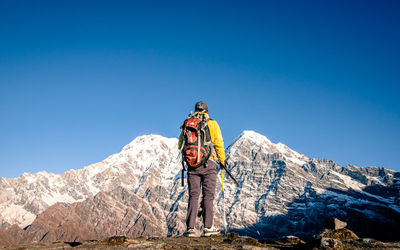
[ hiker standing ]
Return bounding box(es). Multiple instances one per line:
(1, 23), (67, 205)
(179, 101), (226, 237)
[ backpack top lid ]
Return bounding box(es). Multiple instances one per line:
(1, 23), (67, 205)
(195, 101), (208, 112)
(184, 112), (209, 131)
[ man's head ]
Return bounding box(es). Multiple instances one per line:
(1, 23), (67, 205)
(195, 101), (208, 113)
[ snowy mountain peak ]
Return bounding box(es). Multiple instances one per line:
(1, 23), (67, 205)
(237, 130), (273, 145)
(122, 134), (178, 152)
(229, 130), (308, 166)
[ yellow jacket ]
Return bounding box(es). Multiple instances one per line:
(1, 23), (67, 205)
(178, 112), (226, 164)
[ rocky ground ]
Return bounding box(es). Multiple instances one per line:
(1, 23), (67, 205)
(1, 230), (399, 250)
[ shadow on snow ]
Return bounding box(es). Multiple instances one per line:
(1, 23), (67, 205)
(231, 172), (400, 242)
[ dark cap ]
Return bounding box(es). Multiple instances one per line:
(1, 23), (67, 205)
(195, 101), (208, 112)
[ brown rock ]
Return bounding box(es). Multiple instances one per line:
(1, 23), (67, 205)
(0, 224), (27, 246)
(226, 232), (240, 241)
(104, 235), (129, 245)
(342, 238), (400, 249)
(321, 228), (359, 241)
(276, 235), (304, 245)
(233, 236), (262, 246)
(319, 237), (343, 249)
(327, 217), (347, 230)
(307, 228), (359, 250)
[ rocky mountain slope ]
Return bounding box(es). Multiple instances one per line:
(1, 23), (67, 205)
(0, 135), (179, 229)
(223, 131), (400, 241)
(0, 131), (399, 246)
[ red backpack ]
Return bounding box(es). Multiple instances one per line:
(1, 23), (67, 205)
(181, 113), (212, 168)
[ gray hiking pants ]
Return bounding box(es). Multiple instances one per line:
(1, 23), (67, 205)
(186, 159), (218, 229)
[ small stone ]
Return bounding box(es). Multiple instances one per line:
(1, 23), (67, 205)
(242, 246), (273, 250)
(104, 235), (128, 245)
(126, 239), (141, 244)
(320, 237), (343, 249)
(327, 217), (347, 230)
(276, 235), (304, 245)
(226, 232), (239, 241)
(234, 236), (261, 246)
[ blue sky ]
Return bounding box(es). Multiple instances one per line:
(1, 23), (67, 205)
(1, 0), (399, 177)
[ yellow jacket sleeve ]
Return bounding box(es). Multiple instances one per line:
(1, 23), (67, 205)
(208, 119), (226, 164)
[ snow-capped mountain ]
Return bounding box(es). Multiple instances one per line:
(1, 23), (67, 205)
(0, 135), (180, 228)
(0, 131), (399, 245)
(220, 131), (400, 241)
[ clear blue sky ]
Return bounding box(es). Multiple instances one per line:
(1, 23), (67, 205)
(1, 0), (399, 177)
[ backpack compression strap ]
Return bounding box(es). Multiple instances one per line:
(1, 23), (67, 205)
(196, 113), (210, 163)
(197, 113), (204, 163)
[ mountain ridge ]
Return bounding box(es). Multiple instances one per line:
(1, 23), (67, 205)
(1, 130), (399, 245)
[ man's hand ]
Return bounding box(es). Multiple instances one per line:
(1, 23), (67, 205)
(219, 161), (239, 187)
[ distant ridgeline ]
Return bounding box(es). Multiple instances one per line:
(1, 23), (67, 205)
(0, 131), (399, 245)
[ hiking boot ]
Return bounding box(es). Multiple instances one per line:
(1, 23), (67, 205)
(203, 227), (220, 237)
(183, 228), (196, 237)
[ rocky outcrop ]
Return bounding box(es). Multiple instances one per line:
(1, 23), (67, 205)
(0, 224), (28, 246)
(2, 231), (400, 250)
(307, 223), (400, 250)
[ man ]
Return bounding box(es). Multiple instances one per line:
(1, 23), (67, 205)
(178, 101), (226, 237)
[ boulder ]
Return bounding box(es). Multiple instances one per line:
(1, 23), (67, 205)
(321, 228), (359, 241)
(327, 217), (347, 230)
(320, 237), (343, 249)
(276, 235), (304, 245)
